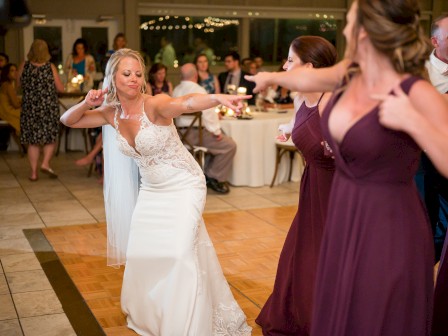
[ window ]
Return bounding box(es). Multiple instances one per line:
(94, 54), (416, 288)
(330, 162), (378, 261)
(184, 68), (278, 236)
(24, 18), (118, 73)
(140, 15), (239, 66)
(81, 27), (108, 74)
(250, 18), (340, 63)
(33, 26), (62, 65)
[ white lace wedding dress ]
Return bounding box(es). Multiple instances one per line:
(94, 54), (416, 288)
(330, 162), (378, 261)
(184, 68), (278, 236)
(113, 108), (252, 336)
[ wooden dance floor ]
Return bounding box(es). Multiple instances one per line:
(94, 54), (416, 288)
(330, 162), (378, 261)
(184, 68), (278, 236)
(26, 206), (296, 335)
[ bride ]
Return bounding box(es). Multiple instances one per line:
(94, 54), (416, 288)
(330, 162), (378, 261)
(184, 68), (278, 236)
(61, 48), (252, 336)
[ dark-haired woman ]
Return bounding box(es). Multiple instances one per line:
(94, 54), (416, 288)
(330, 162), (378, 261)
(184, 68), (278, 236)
(64, 38), (96, 92)
(195, 53), (221, 94)
(247, 0), (448, 334)
(256, 36), (337, 336)
(147, 63), (173, 96)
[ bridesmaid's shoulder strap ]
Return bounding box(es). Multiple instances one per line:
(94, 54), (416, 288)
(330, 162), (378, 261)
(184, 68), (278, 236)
(400, 75), (423, 95)
(316, 92), (325, 106)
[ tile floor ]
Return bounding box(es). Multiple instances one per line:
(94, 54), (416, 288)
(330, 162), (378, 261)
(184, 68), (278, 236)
(0, 150), (300, 335)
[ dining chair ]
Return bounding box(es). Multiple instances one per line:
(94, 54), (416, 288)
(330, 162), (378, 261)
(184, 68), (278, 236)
(270, 140), (305, 188)
(84, 128), (99, 177)
(56, 94), (85, 156)
(0, 120), (25, 156)
(174, 112), (208, 169)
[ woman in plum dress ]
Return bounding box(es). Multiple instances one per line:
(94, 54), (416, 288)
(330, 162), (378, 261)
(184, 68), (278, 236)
(246, 0), (448, 334)
(256, 36), (336, 335)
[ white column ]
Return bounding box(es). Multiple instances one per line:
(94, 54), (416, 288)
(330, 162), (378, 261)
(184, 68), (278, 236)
(238, 17), (250, 58)
(124, 0), (140, 51)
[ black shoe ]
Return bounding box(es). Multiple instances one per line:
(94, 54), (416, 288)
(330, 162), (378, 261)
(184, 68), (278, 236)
(206, 177), (230, 194)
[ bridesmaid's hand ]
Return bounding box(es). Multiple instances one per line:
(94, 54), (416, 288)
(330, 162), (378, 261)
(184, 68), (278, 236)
(321, 141), (335, 159)
(85, 88), (108, 108)
(276, 133), (290, 142)
(372, 85), (413, 132)
(245, 72), (273, 93)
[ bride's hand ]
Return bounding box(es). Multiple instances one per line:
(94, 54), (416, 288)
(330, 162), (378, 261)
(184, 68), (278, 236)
(85, 88), (108, 108)
(217, 94), (252, 113)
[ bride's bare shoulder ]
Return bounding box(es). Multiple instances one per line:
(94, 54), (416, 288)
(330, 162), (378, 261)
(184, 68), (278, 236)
(97, 104), (117, 125)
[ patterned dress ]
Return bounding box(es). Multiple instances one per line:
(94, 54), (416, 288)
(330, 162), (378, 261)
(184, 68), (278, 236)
(199, 73), (216, 94)
(20, 62), (59, 145)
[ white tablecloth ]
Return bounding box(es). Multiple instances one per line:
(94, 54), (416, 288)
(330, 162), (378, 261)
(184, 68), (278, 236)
(220, 110), (304, 187)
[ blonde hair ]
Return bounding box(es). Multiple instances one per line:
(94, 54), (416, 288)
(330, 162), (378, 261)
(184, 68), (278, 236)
(354, 0), (431, 76)
(27, 39), (51, 63)
(103, 48), (147, 107)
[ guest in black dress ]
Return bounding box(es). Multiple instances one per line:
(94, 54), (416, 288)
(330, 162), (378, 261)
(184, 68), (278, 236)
(17, 39), (65, 181)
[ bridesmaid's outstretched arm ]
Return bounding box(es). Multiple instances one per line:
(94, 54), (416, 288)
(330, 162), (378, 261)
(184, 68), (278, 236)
(244, 58), (351, 94)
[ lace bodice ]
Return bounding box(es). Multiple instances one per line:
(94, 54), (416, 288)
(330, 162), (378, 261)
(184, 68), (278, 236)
(114, 107), (204, 185)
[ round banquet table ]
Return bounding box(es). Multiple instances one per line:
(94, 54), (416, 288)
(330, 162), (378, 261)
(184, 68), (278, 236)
(220, 110), (304, 187)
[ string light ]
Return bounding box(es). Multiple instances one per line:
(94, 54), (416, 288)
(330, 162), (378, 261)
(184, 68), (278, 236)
(140, 16), (239, 33)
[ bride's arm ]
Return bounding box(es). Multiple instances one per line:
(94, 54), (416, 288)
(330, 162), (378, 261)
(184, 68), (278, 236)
(245, 58), (351, 94)
(149, 93), (251, 119)
(60, 88), (110, 128)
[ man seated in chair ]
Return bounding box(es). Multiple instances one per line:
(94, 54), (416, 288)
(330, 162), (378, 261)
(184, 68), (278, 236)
(173, 63), (236, 194)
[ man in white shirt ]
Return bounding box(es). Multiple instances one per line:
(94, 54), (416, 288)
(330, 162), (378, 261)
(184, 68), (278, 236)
(427, 14), (448, 94)
(173, 63), (236, 194)
(422, 14), (448, 262)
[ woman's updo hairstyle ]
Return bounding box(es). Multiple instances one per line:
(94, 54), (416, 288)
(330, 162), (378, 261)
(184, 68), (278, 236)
(356, 0), (431, 76)
(290, 36), (338, 69)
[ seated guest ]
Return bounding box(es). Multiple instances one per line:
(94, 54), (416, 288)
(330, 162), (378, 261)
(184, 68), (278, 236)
(0, 52), (9, 71)
(195, 53), (220, 94)
(218, 51), (256, 104)
(241, 57), (253, 71)
(274, 62), (293, 104)
(243, 59), (258, 75)
(173, 63), (236, 194)
(147, 63), (173, 96)
(254, 56), (266, 72)
(0, 63), (21, 134)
